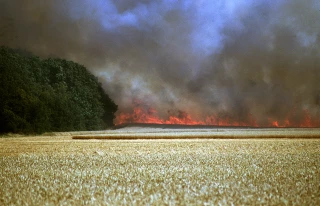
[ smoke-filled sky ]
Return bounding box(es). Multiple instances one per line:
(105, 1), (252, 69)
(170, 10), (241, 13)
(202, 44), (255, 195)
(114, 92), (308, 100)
(1, 0), (320, 125)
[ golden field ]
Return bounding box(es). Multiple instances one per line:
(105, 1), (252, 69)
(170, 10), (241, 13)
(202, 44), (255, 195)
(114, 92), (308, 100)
(1, 128), (320, 205)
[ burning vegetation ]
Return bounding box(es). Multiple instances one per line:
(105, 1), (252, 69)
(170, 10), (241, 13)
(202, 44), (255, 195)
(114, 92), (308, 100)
(1, 1), (320, 129)
(115, 100), (318, 128)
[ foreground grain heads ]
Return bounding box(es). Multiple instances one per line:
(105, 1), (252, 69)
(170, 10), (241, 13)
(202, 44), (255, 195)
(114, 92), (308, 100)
(0, 135), (320, 205)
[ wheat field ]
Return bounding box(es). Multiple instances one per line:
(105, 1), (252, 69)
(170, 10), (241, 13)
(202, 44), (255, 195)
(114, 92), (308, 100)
(1, 131), (320, 205)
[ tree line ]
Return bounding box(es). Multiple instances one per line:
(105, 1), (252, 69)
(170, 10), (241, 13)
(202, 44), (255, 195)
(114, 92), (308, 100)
(0, 46), (117, 134)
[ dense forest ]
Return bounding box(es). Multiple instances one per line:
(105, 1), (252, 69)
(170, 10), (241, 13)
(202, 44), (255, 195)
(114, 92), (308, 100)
(0, 46), (117, 134)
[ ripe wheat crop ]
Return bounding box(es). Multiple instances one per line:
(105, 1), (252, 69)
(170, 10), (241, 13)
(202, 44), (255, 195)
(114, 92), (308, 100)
(1, 135), (320, 205)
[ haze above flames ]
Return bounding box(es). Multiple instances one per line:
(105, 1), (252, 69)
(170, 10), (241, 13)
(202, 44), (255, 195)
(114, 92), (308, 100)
(1, 0), (320, 126)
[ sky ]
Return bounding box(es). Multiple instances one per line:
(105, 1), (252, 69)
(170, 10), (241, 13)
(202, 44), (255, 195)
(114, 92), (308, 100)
(1, 0), (320, 126)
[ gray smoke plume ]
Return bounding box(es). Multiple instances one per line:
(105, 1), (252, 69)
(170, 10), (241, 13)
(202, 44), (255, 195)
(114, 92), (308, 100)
(1, 0), (320, 125)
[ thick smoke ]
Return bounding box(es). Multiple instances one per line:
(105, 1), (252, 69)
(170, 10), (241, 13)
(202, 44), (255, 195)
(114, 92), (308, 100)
(1, 0), (320, 125)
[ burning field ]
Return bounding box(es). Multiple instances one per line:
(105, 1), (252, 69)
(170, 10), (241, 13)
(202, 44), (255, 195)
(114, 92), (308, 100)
(2, 1), (320, 129)
(1, 0), (320, 204)
(1, 126), (320, 205)
(115, 100), (319, 128)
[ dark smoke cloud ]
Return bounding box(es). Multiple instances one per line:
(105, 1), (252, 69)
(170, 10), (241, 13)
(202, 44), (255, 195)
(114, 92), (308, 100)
(1, 0), (320, 125)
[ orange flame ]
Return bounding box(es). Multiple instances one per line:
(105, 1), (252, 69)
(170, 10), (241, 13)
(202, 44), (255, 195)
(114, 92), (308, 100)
(115, 100), (319, 127)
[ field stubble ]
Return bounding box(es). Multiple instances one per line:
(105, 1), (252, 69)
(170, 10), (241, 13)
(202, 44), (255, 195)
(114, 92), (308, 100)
(0, 130), (320, 205)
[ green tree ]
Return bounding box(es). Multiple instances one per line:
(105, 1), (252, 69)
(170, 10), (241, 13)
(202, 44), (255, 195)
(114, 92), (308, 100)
(0, 46), (117, 134)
